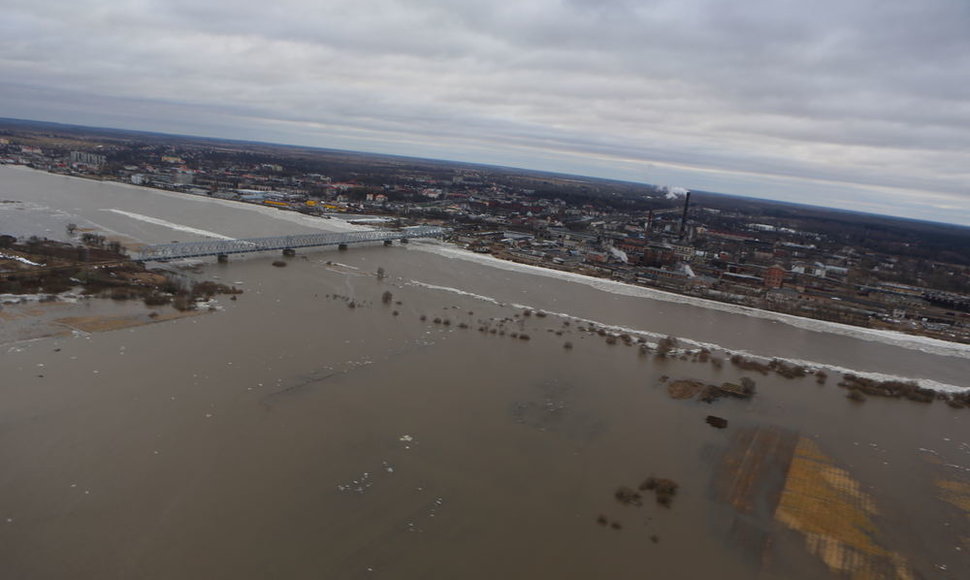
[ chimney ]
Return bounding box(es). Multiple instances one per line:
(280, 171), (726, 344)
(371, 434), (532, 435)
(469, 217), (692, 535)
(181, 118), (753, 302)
(679, 192), (691, 239)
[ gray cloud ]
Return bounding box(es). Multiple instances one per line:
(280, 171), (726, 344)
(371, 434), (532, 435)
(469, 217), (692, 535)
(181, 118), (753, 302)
(2, 0), (969, 223)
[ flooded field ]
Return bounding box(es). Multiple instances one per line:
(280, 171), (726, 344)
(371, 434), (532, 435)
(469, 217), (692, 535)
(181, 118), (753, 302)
(1, 167), (968, 578)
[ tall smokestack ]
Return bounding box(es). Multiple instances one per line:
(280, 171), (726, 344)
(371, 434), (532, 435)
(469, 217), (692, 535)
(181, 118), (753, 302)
(679, 192), (691, 239)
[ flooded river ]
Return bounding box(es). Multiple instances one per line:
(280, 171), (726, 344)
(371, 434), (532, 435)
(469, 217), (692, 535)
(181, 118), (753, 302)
(1, 166), (968, 578)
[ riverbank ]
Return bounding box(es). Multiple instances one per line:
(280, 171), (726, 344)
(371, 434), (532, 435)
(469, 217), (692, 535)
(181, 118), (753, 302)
(0, 236), (239, 343)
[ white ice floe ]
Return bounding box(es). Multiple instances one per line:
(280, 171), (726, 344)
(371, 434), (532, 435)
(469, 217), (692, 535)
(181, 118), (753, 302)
(0, 253), (44, 266)
(412, 241), (970, 361)
(103, 209), (234, 240)
(406, 277), (970, 394)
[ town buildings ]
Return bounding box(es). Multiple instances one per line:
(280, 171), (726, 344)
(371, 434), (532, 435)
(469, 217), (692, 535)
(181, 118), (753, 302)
(2, 129), (968, 343)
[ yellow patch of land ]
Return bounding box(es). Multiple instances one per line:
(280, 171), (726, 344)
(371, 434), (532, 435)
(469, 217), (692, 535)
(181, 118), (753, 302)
(55, 310), (202, 333)
(0, 301), (70, 321)
(937, 479), (970, 517)
(775, 438), (913, 579)
(666, 379), (705, 399)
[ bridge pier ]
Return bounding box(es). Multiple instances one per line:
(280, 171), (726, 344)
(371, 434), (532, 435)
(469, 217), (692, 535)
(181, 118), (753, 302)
(217, 254), (229, 263)
(282, 248), (296, 257)
(338, 243), (348, 251)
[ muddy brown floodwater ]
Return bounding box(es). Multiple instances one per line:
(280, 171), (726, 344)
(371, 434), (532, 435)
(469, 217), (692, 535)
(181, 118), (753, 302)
(1, 166), (968, 579)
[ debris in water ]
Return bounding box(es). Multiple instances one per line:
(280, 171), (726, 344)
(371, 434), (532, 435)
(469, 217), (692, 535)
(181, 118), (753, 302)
(706, 415), (729, 429)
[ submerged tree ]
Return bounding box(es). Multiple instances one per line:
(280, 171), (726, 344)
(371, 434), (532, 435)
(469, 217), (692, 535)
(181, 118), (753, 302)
(656, 335), (679, 356)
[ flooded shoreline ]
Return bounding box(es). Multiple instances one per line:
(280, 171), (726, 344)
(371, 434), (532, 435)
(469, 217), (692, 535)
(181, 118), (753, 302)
(1, 166), (968, 578)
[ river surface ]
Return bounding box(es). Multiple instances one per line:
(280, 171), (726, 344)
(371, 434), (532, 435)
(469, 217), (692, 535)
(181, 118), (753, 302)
(1, 166), (968, 579)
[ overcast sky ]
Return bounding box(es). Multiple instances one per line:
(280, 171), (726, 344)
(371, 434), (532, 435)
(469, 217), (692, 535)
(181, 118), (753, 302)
(3, 0), (969, 224)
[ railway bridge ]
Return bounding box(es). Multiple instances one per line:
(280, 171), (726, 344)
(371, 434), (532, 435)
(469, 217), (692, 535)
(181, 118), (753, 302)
(133, 226), (446, 262)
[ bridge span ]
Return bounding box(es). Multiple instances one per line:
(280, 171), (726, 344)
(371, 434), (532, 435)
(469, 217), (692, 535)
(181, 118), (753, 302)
(134, 226), (446, 262)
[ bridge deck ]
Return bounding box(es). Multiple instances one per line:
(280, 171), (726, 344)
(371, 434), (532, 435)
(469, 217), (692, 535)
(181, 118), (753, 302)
(134, 226), (445, 261)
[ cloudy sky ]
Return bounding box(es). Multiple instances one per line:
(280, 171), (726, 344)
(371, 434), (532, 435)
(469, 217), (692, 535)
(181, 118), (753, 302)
(3, 0), (969, 224)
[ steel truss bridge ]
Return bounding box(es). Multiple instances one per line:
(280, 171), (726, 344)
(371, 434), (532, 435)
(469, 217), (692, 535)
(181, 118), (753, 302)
(133, 226), (446, 262)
